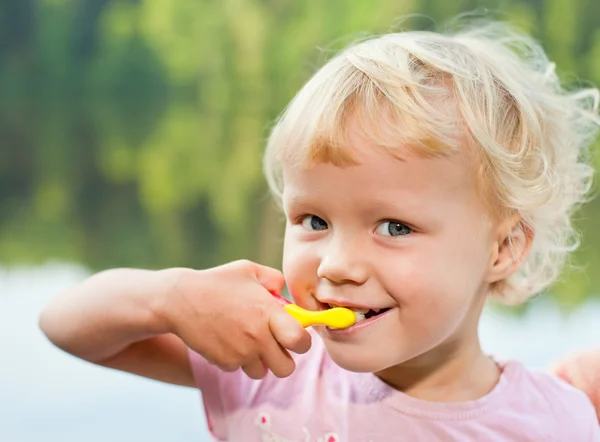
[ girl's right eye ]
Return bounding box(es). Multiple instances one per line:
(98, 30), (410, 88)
(301, 215), (328, 231)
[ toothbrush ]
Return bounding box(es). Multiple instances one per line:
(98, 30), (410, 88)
(270, 292), (357, 330)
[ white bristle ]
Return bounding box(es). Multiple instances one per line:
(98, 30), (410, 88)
(354, 311), (366, 322)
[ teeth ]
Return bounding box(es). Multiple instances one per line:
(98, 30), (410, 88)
(372, 308), (381, 314)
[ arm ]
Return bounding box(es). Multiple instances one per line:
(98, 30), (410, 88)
(39, 261), (311, 387)
(39, 268), (195, 386)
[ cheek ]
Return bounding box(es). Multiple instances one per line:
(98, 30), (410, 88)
(393, 276), (473, 350)
(385, 245), (483, 324)
(282, 232), (319, 302)
(418, 233), (489, 293)
(384, 262), (457, 335)
(384, 246), (466, 303)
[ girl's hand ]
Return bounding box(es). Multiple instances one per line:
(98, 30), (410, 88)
(161, 260), (311, 380)
(550, 349), (600, 420)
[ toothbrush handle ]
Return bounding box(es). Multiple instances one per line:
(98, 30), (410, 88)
(268, 291), (356, 329)
(268, 291), (318, 327)
(283, 304), (318, 328)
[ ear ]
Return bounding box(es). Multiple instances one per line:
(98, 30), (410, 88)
(485, 213), (534, 283)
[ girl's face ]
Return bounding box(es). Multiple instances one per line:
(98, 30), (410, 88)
(281, 118), (501, 380)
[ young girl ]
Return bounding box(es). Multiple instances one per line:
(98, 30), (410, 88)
(40, 21), (600, 441)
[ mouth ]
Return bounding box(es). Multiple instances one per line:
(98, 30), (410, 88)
(326, 303), (392, 323)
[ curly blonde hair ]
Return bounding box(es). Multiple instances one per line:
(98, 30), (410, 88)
(263, 21), (600, 304)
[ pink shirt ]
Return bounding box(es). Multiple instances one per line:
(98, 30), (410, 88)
(188, 331), (600, 441)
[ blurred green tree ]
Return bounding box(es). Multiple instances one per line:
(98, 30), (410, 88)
(0, 0), (598, 308)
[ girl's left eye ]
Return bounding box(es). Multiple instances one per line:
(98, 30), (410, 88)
(301, 215), (328, 231)
(376, 221), (412, 237)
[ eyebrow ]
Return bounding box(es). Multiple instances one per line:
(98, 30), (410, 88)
(283, 191), (431, 219)
(282, 194), (316, 209)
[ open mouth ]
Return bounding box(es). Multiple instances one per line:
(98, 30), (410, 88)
(327, 303), (391, 322)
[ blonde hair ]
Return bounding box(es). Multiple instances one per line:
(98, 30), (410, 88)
(263, 21), (600, 304)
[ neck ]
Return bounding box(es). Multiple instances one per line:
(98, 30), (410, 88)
(375, 291), (500, 402)
(376, 337), (500, 402)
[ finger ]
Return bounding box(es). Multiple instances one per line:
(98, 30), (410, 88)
(219, 362), (240, 373)
(269, 310), (312, 355)
(242, 357), (268, 380)
(260, 335), (296, 378)
(251, 263), (285, 295)
(213, 343), (242, 373)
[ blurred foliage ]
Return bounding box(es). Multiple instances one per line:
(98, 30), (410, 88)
(0, 0), (599, 308)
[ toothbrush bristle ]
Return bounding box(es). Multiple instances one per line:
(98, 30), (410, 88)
(354, 311), (366, 322)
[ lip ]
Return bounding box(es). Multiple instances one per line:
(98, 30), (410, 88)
(316, 298), (391, 312)
(324, 306), (395, 336)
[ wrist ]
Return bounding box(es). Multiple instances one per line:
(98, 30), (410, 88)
(148, 267), (200, 336)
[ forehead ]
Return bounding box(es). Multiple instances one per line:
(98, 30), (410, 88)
(283, 119), (481, 211)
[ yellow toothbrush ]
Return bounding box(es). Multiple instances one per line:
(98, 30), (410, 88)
(270, 292), (357, 329)
(284, 303), (357, 329)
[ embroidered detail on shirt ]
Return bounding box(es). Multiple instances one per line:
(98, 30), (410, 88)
(254, 412), (340, 442)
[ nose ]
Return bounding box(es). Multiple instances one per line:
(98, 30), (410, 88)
(317, 234), (369, 285)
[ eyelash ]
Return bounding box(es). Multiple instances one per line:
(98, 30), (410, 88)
(296, 214), (414, 237)
(298, 214), (328, 231)
(375, 220), (413, 237)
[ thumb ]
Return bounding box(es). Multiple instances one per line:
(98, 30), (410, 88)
(269, 310), (312, 355)
(252, 263), (286, 295)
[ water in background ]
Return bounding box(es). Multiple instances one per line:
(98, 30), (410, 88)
(2, 263), (599, 442)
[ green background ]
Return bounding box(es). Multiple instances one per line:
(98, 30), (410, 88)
(1, 0), (599, 309)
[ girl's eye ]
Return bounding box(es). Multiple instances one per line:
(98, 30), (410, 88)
(376, 221), (412, 237)
(301, 215), (328, 231)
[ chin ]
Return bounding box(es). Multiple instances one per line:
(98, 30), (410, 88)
(322, 340), (394, 373)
